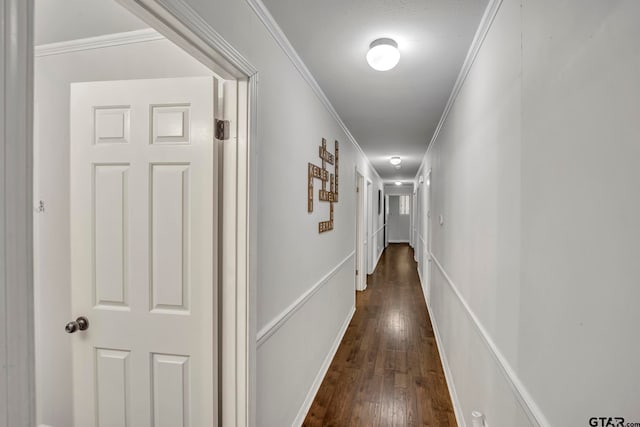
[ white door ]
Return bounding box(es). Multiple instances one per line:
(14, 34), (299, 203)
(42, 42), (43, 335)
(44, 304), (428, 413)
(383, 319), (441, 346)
(70, 76), (217, 427)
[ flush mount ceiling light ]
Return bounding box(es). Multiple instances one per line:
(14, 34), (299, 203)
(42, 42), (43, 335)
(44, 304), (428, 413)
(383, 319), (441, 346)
(367, 38), (400, 71)
(395, 181), (402, 186)
(389, 156), (402, 165)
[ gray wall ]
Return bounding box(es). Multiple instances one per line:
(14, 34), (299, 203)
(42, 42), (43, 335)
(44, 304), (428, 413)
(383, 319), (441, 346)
(414, 0), (640, 426)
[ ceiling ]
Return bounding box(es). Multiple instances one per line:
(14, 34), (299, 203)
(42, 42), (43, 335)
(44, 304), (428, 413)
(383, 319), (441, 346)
(35, 0), (149, 45)
(261, 0), (489, 180)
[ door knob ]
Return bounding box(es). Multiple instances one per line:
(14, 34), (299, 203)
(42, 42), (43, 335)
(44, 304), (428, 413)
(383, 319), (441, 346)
(65, 316), (89, 334)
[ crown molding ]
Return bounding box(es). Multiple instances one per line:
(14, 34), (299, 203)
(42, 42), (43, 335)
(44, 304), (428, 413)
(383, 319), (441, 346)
(244, 0), (382, 183)
(415, 0), (504, 182)
(34, 28), (164, 57)
(131, 0), (257, 77)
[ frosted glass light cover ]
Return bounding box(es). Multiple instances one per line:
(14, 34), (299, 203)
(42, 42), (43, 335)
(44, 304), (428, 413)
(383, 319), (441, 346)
(389, 156), (401, 165)
(367, 38), (400, 71)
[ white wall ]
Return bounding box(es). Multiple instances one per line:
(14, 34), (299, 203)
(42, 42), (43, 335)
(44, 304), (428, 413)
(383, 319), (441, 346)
(413, 0), (640, 426)
(35, 0), (148, 45)
(34, 38), (214, 427)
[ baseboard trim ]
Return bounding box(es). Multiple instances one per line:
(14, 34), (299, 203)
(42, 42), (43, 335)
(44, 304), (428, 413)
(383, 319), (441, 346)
(388, 239), (409, 243)
(34, 29), (164, 57)
(429, 252), (549, 427)
(257, 252), (355, 347)
(373, 248), (383, 272)
(417, 266), (467, 427)
(292, 305), (355, 427)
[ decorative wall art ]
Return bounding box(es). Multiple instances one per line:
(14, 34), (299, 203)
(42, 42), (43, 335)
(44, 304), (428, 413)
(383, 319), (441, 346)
(308, 138), (339, 233)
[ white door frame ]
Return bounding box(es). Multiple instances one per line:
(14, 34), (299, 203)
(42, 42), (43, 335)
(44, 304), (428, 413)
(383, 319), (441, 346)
(355, 169), (366, 291)
(0, 0), (36, 424)
(384, 194), (389, 248)
(425, 169), (432, 297)
(0, 0), (258, 425)
(366, 179), (373, 275)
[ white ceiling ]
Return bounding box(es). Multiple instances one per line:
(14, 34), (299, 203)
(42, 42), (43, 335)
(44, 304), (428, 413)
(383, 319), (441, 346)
(35, 0), (149, 45)
(261, 0), (488, 180)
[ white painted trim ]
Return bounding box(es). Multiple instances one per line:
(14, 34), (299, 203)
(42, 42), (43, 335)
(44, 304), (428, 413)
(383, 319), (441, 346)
(257, 251), (355, 347)
(414, 0), (504, 181)
(355, 168), (366, 292)
(34, 28), (164, 57)
(373, 246), (383, 272)
(1, 0), (36, 424)
(372, 224), (385, 236)
(417, 268), (467, 427)
(118, 0), (257, 78)
(244, 0), (382, 183)
(99, 1), (258, 425)
(370, 225), (385, 272)
(388, 239), (409, 243)
(429, 252), (549, 427)
(292, 305), (355, 427)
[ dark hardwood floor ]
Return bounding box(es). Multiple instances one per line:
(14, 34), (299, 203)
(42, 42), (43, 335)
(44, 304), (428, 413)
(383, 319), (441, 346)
(303, 243), (457, 427)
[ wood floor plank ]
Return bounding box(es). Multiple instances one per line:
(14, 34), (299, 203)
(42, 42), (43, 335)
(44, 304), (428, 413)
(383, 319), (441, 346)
(302, 244), (457, 427)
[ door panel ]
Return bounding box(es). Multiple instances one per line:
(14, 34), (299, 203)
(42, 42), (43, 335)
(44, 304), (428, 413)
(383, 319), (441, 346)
(150, 163), (190, 312)
(94, 164), (129, 308)
(70, 77), (217, 427)
(95, 348), (131, 425)
(151, 353), (190, 427)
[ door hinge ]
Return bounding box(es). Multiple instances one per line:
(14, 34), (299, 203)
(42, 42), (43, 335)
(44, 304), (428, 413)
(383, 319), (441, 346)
(356, 269), (359, 275)
(357, 187), (360, 193)
(215, 119), (230, 141)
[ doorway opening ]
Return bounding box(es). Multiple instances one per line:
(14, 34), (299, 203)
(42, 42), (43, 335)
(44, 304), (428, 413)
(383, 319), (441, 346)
(387, 194), (411, 244)
(32, 0), (255, 426)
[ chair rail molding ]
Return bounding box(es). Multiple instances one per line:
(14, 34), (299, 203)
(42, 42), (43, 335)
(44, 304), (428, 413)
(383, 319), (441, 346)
(373, 224), (385, 235)
(257, 251), (355, 347)
(0, 0), (36, 425)
(292, 306), (355, 427)
(428, 252), (550, 427)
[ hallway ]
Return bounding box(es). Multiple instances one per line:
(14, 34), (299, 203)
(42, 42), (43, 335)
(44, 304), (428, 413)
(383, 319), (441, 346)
(303, 244), (456, 427)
